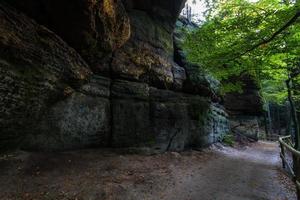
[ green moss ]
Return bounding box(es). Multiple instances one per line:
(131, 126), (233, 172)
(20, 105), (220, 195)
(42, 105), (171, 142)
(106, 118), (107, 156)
(222, 134), (235, 147)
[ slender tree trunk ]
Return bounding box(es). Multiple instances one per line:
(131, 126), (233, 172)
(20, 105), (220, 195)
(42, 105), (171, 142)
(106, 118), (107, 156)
(286, 78), (300, 199)
(264, 112), (269, 138)
(267, 102), (273, 135)
(277, 106), (281, 135)
(286, 103), (292, 136)
(286, 79), (300, 149)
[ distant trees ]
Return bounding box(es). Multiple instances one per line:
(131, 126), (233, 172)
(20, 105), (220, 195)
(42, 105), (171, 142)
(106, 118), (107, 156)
(183, 1), (300, 196)
(183, 0), (300, 148)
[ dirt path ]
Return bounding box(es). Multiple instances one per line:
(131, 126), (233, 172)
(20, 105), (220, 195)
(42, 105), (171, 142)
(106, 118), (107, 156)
(0, 142), (296, 200)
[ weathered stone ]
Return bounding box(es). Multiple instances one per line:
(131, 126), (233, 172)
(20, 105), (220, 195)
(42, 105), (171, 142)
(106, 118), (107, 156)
(224, 75), (262, 141)
(109, 80), (229, 151)
(172, 62), (187, 91)
(0, 0), (233, 152)
(224, 75), (263, 116)
(80, 75), (111, 98)
(122, 0), (186, 25)
(203, 104), (229, 145)
(6, 0), (187, 89)
(149, 88), (229, 152)
(4, 0), (131, 74)
(229, 116), (259, 141)
(111, 80), (152, 147)
(111, 10), (181, 89)
(174, 16), (220, 100)
(111, 79), (149, 100)
(0, 3), (91, 149)
(110, 1), (187, 90)
(25, 92), (111, 150)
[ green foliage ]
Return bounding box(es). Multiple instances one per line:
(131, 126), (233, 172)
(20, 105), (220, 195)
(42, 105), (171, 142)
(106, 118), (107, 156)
(222, 134), (235, 146)
(183, 0), (300, 104)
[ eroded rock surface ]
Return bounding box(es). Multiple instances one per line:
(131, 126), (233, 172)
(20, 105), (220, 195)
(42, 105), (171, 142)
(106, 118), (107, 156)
(224, 75), (263, 116)
(5, 0), (131, 73)
(0, 1), (234, 151)
(25, 76), (111, 150)
(174, 16), (220, 100)
(224, 75), (263, 141)
(0, 4), (91, 149)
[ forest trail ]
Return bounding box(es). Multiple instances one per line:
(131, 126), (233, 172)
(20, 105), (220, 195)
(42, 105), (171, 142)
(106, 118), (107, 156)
(0, 142), (296, 200)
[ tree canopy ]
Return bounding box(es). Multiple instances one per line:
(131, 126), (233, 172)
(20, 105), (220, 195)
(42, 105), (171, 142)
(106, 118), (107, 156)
(183, 0), (300, 103)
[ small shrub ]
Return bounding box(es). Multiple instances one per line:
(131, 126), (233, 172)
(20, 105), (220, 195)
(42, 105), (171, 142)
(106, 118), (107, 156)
(222, 134), (235, 146)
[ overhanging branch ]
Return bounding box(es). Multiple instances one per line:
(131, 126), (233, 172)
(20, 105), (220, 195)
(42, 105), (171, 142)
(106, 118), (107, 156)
(235, 11), (300, 59)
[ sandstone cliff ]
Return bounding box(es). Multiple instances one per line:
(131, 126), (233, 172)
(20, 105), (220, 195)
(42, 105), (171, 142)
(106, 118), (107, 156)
(224, 75), (264, 141)
(0, 1), (233, 151)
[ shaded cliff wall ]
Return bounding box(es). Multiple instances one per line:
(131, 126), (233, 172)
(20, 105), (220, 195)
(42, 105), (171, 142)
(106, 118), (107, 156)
(0, 1), (229, 151)
(0, 4), (91, 149)
(224, 75), (263, 140)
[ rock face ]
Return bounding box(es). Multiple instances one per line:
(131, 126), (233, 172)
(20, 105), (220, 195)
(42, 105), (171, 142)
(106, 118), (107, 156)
(229, 116), (260, 141)
(0, 4), (91, 149)
(224, 75), (263, 140)
(224, 75), (263, 116)
(110, 81), (228, 151)
(0, 1), (231, 151)
(174, 17), (220, 101)
(25, 76), (111, 150)
(111, 10), (186, 90)
(5, 0), (131, 74)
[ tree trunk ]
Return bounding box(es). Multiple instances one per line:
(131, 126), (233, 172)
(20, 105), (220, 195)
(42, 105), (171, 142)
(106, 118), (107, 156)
(286, 78), (300, 199)
(264, 111), (269, 138)
(277, 106), (281, 135)
(286, 78), (300, 149)
(267, 102), (273, 136)
(286, 103), (292, 136)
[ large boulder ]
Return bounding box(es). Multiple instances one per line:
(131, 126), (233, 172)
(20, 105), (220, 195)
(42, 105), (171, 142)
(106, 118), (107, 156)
(0, 3), (91, 149)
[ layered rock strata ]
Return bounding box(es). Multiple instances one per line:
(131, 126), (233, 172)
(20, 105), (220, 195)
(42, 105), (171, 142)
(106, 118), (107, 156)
(0, 1), (231, 151)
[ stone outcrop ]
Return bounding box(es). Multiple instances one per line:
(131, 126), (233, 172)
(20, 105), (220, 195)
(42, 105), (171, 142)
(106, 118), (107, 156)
(110, 0), (187, 90)
(22, 77), (228, 151)
(174, 16), (220, 101)
(229, 116), (260, 141)
(0, 1), (231, 151)
(224, 75), (263, 116)
(111, 10), (183, 89)
(111, 81), (228, 151)
(4, 0), (186, 89)
(24, 76), (111, 150)
(0, 4), (91, 149)
(5, 0), (131, 74)
(224, 75), (263, 140)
